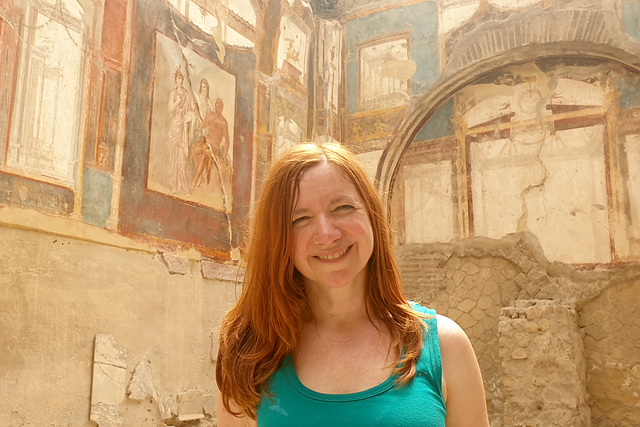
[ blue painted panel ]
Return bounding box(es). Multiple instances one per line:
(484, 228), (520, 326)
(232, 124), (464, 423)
(414, 97), (455, 141)
(622, 1), (640, 43)
(345, 2), (439, 114)
(82, 167), (113, 227)
(617, 74), (640, 108)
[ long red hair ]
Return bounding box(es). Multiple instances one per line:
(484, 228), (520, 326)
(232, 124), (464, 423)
(216, 143), (425, 418)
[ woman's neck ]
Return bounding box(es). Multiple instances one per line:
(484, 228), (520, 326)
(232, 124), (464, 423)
(304, 277), (370, 330)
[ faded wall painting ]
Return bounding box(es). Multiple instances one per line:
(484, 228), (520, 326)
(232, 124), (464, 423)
(319, 20), (341, 113)
(397, 61), (640, 265)
(342, 1), (438, 150)
(276, 14), (308, 84)
(147, 32), (236, 211)
(119, 0), (255, 255)
(4, 0), (87, 186)
(358, 35), (412, 111)
(344, 1), (438, 116)
(273, 115), (302, 160)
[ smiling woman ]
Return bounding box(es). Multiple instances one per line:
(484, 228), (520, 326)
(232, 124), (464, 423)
(291, 161), (374, 293)
(215, 143), (489, 427)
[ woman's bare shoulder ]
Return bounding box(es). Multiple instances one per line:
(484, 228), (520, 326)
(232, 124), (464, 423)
(435, 313), (490, 427)
(435, 314), (468, 342)
(435, 313), (480, 374)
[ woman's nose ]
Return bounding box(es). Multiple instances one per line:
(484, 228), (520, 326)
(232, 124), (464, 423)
(314, 215), (341, 245)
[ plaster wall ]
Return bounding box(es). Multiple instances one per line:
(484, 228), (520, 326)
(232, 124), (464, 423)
(2, 0), (640, 425)
(0, 214), (239, 426)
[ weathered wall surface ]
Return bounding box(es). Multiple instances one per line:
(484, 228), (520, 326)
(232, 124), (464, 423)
(0, 215), (240, 426)
(580, 278), (640, 426)
(2, 0), (640, 426)
(397, 232), (640, 426)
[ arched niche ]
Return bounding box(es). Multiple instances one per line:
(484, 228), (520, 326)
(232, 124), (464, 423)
(376, 8), (640, 213)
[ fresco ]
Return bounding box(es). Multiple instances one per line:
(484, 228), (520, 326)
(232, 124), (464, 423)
(276, 14), (309, 84)
(358, 35), (412, 111)
(322, 21), (341, 113)
(147, 32), (236, 211)
(399, 61), (640, 265)
(344, 2), (439, 115)
(273, 115), (302, 159)
(117, 0), (255, 255)
(346, 107), (404, 143)
(4, 0), (86, 186)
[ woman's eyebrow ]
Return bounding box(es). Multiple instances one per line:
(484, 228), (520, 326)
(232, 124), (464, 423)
(292, 194), (358, 216)
(292, 206), (311, 216)
(330, 194), (358, 205)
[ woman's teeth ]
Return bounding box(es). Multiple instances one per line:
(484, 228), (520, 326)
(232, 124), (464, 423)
(318, 247), (348, 260)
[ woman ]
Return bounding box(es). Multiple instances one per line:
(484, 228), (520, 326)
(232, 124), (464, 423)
(216, 143), (489, 426)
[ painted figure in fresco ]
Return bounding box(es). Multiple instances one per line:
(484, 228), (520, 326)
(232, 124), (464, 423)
(190, 97), (231, 190)
(273, 115), (301, 160)
(215, 143), (490, 427)
(167, 67), (195, 195)
(196, 78), (214, 120)
(191, 78), (214, 187)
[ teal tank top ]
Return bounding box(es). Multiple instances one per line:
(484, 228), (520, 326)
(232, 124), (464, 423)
(256, 306), (446, 426)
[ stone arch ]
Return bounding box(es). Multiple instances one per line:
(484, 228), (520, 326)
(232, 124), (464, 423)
(375, 7), (640, 213)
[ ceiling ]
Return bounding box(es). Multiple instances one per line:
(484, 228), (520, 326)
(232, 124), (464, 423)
(308, 0), (389, 19)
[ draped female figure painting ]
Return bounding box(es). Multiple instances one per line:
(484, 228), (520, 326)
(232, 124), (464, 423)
(167, 66), (195, 195)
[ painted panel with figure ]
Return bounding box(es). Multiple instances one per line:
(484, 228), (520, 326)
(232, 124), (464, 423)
(147, 32), (236, 211)
(3, 0), (87, 187)
(277, 14), (309, 84)
(119, 0), (255, 256)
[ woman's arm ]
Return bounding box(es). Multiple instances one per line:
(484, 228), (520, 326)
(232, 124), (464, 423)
(437, 314), (490, 427)
(216, 395), (257, 427)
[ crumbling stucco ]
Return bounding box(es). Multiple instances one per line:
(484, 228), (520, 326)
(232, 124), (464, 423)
(397, 232), (640, 426)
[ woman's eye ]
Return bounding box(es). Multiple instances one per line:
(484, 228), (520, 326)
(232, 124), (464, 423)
(335, 204), (355, 212)
(292, 216), (310, 226)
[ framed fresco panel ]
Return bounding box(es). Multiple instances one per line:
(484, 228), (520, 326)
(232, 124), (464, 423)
(276, 14), (309, 85)
(120, 0), (255, 257)
(147, 32), (236, 211)
(358, 35), (411, 112)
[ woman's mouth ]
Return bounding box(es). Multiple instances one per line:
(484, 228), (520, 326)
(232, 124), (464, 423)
(316, 245), (351, 260)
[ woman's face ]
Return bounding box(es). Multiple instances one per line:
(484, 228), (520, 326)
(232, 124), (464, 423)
(291, 162), (374, 291)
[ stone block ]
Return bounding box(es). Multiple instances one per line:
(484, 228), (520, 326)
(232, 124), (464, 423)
(470, 306), (485, 321)
(524, 321), (539, 334)
(526, 304), (543, 320)
(127, 357), (157, 401)
(91, 335), (127, 406)
(177, 389), (204, 421)
(457, 312), (478, 329)
(537, 318), (551, 332)
(201, 260), (245, 282)
(90, 402), (123, 427)
(451, 269), (466, 286)
(203, 393), (215, 416)
(458, 298), (477, 313)
(94, 334), (127, 367)
(161, 253), (189, 275)
(476, 294), (494, 310)
(158, 395), (178, 421)
(460, 260), (479, 275)
(511, 347), (528, 359)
